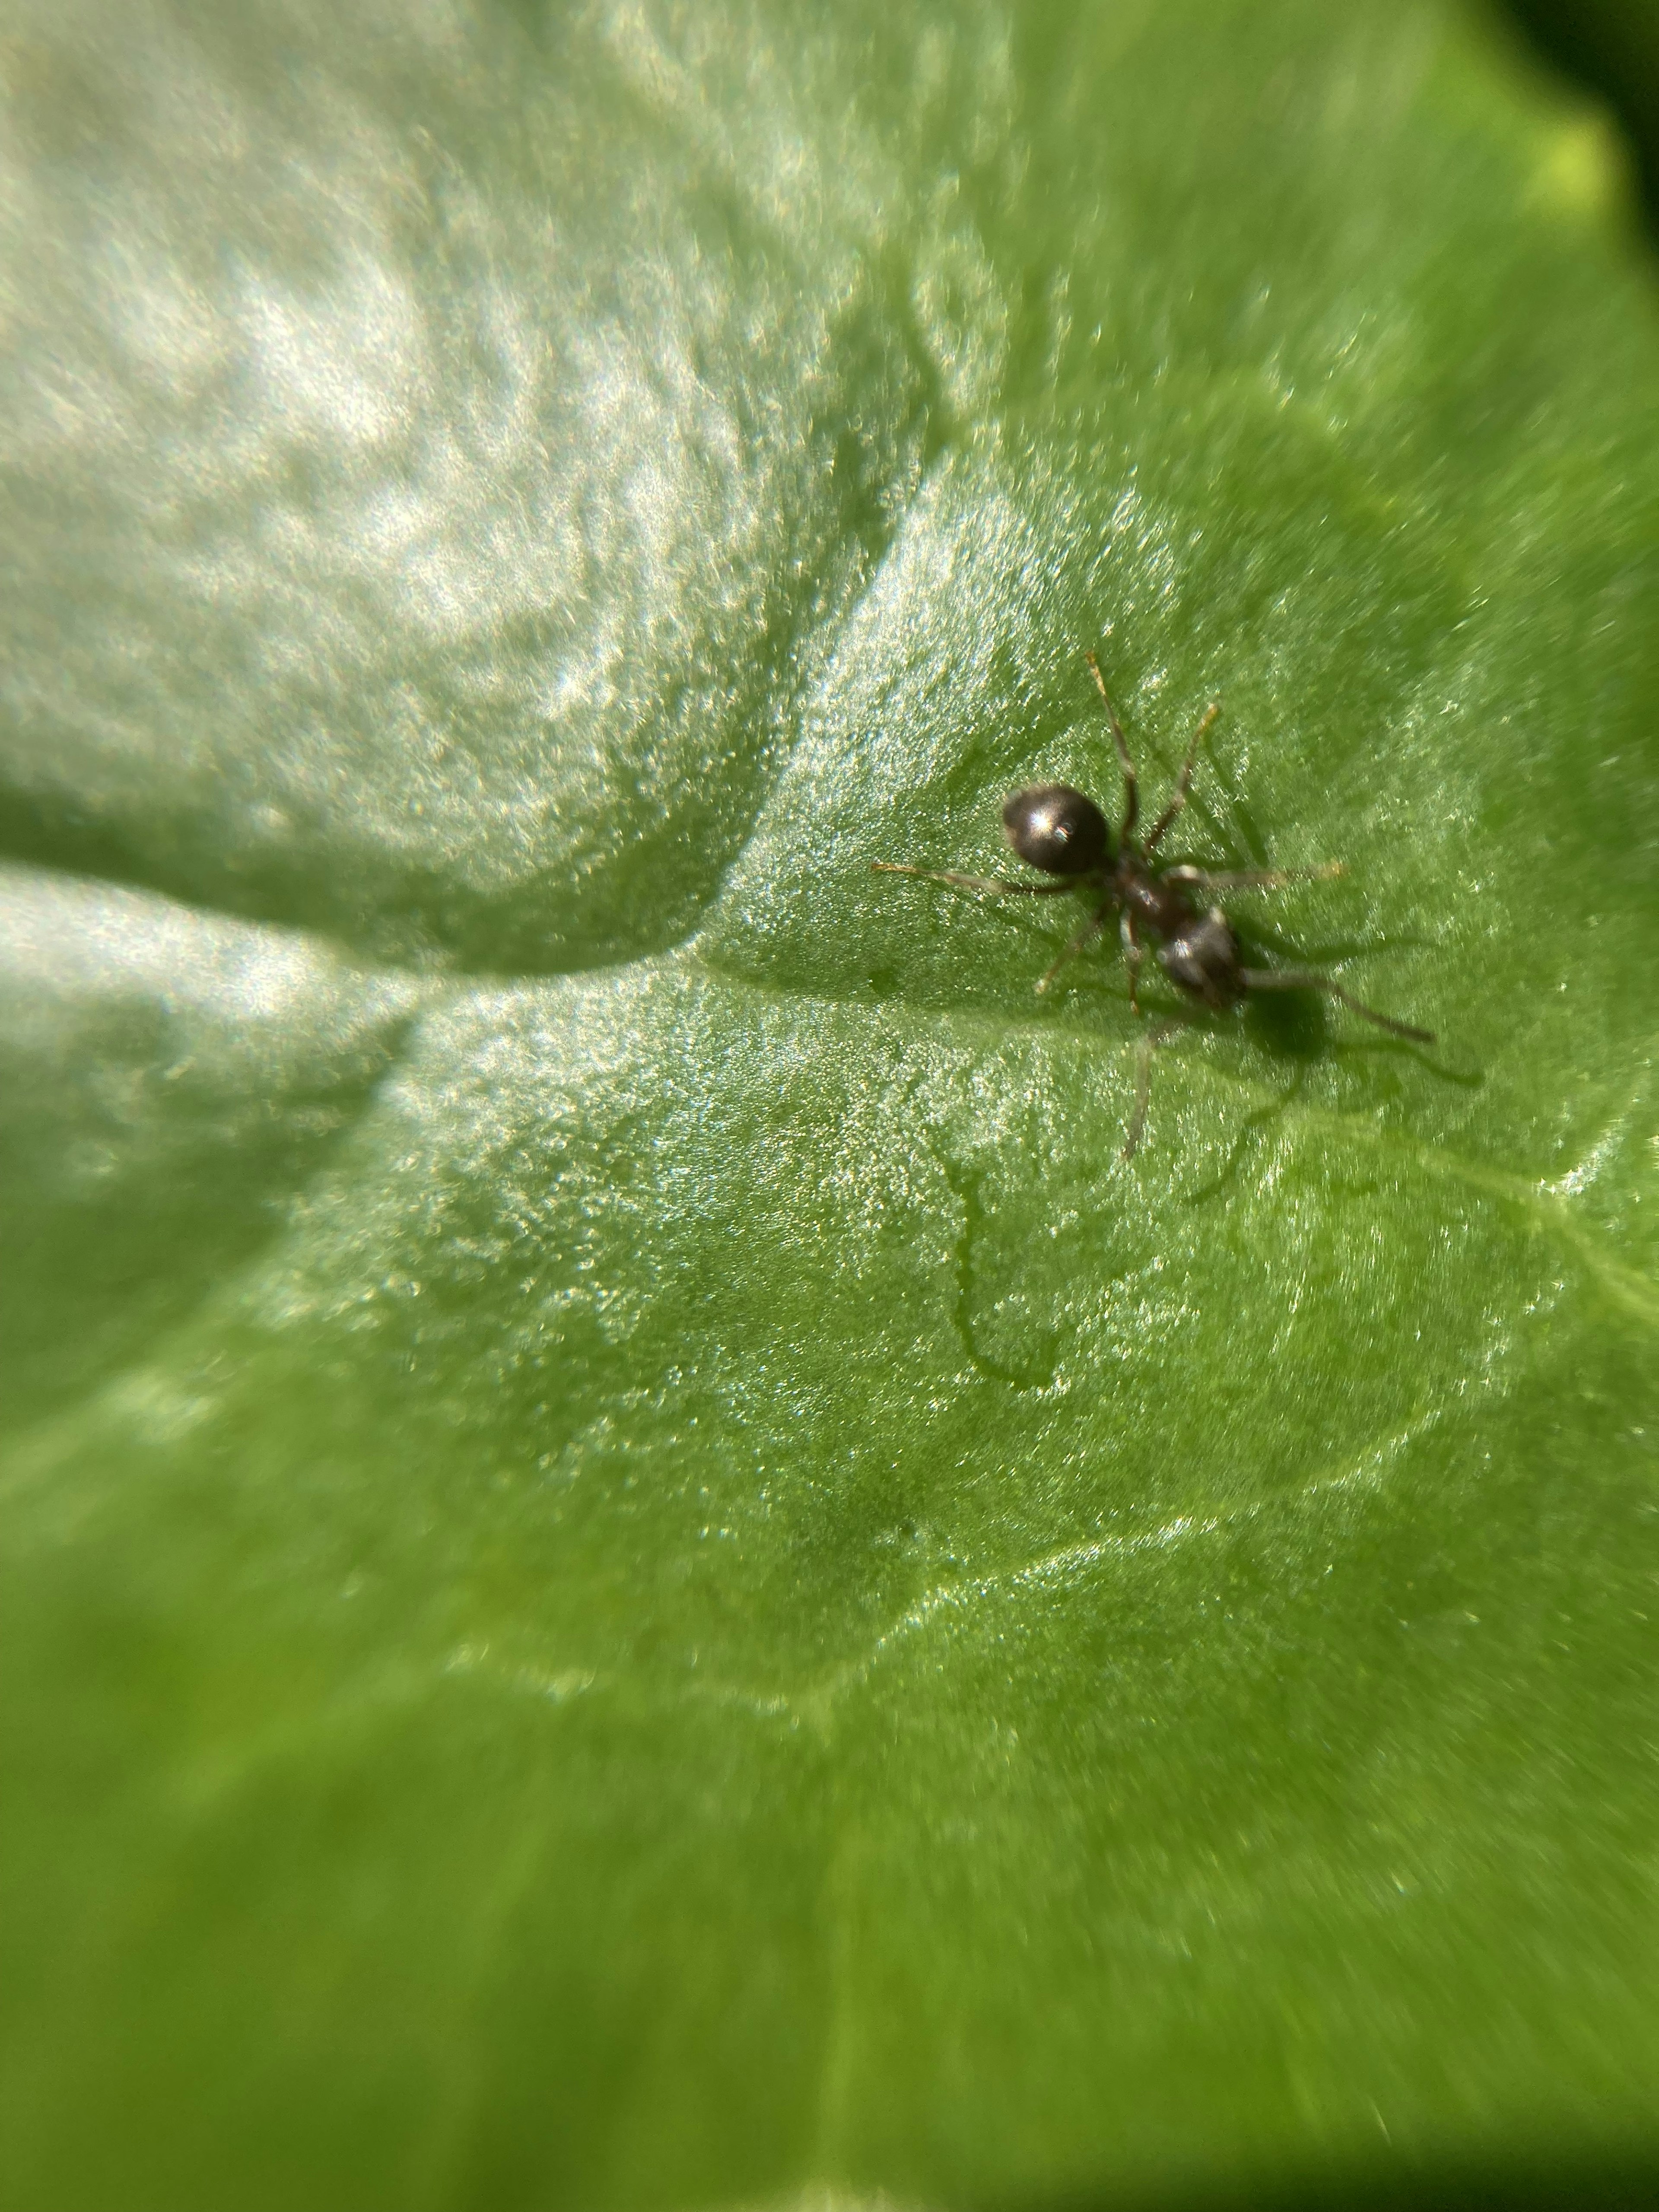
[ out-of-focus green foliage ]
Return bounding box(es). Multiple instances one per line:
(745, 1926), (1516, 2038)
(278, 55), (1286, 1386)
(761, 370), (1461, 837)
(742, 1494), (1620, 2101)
(2, 2), (1657, 2206)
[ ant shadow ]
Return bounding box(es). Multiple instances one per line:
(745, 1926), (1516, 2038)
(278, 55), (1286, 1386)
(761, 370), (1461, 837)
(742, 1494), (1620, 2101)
(1222, 916), (1481, 1093)
(1055, 913), (1480, 1207)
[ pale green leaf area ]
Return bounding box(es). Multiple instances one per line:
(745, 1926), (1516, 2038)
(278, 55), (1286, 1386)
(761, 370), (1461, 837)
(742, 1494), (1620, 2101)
(0, 867), (427, 1430)
(3, 1), (1659, 2210)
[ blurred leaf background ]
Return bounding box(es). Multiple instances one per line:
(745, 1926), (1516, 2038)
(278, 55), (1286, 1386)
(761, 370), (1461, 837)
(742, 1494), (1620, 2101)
(2, 3), (1658, 2208)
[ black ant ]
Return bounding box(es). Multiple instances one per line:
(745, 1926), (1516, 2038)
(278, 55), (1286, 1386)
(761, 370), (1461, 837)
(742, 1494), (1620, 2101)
(872, 651), (1435, 1157)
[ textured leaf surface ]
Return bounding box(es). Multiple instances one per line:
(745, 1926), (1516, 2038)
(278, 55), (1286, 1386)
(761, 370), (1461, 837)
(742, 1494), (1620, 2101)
(3, 3), (1659, 2209)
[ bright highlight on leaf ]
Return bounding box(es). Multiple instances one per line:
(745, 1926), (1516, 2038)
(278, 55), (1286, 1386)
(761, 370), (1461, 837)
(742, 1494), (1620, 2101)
(2, 2), (1657, 2209)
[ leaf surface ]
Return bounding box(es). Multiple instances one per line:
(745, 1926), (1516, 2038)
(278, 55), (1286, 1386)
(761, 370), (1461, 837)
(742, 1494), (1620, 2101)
(3, 3), (1659, 2208)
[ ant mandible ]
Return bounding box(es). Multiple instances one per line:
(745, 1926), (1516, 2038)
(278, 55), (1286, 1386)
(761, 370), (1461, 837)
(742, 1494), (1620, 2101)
(872, 651), (1434, 1157)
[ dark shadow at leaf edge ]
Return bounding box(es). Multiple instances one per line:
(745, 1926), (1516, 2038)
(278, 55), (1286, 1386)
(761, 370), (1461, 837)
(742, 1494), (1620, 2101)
(1500, 0), (1659, 235)
(989, 2142), (1659, 2212)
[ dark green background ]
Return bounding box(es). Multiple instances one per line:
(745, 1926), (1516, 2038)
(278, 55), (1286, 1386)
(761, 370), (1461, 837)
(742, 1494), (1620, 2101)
(2, 3), (1658, 2207)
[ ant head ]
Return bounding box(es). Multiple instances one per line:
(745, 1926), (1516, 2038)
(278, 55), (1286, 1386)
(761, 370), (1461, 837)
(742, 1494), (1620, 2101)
(1002, 784), (1110, 877)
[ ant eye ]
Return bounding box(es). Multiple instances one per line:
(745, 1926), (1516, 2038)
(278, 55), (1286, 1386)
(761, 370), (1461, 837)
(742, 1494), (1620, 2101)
(1002, 784), (1109, 876)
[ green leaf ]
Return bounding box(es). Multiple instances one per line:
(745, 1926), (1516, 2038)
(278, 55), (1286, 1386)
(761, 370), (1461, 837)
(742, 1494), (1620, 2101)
(3, 2), (1658, 2207)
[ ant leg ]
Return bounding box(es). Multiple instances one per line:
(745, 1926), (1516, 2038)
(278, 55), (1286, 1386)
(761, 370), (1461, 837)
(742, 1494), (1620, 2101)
(1163, 861), (1344, 890)
(1240, 968), (1436, 1044)
(1144, 703), (1220, 853)
(1123, 1020), (1179, 1160)
(1120, 909), (1144, 1015)
(1085, 651), (1138, 840)
(1035, 898), (1116, 995)
(871, 863), (1074, 896)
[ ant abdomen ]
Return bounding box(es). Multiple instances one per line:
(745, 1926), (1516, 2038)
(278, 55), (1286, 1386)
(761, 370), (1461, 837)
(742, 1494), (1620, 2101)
(1001, 785), (1110, 877)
